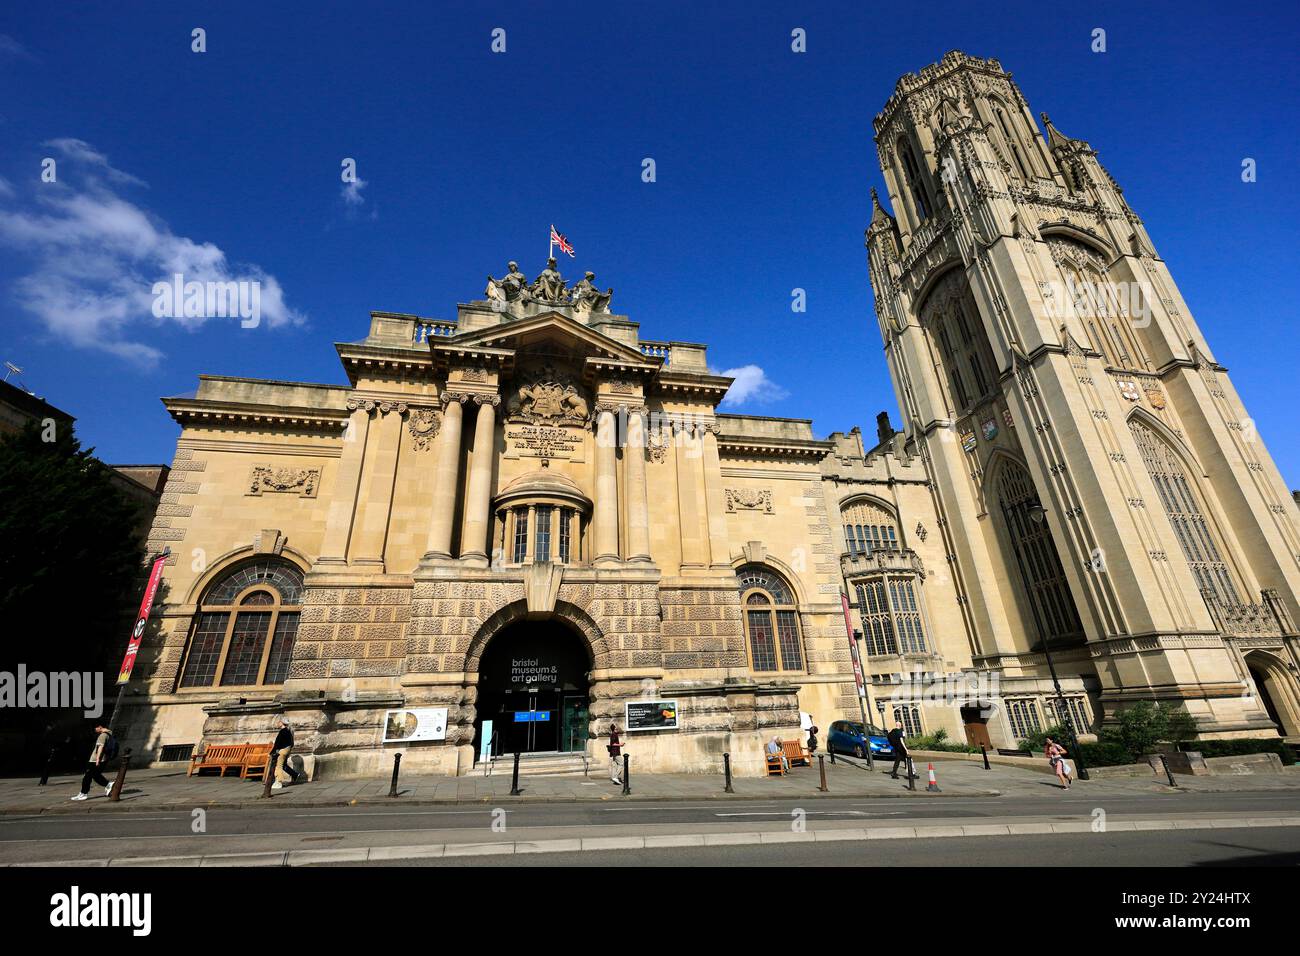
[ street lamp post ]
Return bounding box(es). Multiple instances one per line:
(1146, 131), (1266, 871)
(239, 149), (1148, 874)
(1017, 499), (1090, 781)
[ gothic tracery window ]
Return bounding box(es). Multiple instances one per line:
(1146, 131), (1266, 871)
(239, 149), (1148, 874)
(842, 499), (899, 556)
(855, 577), (928, 656)
(996, 461), (1085, 647)
(179, 559), (303, 688)
(898, 140), (932, 221)
(737, 565), (804, 672)
(1129, 419), (1239, 603)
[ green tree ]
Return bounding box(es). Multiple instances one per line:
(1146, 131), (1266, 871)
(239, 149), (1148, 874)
(0, 422), (147, 764)
(1100, 701), (1198, 760)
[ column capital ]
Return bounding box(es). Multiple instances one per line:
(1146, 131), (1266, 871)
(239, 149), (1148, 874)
(440, 390), (474, 406)
(472, 393), (502, 407)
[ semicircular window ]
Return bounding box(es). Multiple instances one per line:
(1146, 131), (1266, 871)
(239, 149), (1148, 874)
(179, 560), (304, 688)
(736, 565), (803, 672)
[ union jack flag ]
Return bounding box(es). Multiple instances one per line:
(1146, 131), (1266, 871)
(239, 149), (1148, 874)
(550, 225), (575, 257)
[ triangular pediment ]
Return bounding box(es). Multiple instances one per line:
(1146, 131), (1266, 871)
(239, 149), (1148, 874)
(435, 310), (653, 367)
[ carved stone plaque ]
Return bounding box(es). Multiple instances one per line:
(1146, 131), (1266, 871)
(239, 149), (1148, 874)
(504, 423), (586, 463)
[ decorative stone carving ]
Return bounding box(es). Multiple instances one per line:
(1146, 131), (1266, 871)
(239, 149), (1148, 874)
(725, 488), (773, 514)
(406, 407), (440, 451)
(570, 271), (613, 313)
(505, 365), (590, 426)
(485, 261), (529, 305)
(647, 427), (667, 464)
(530, 257), (567, 303)
(915, 523), (928, 542)
(248, 466), (320, 497)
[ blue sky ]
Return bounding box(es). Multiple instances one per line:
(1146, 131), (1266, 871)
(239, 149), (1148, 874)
(1, 2), (1298, 484)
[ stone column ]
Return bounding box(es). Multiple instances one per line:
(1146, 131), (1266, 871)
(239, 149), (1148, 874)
(593, 404), (620, 566)
(625, 407), (651, 562)
(317, 401), (372, 566)
(700, 422), (731, 568)
(460, 394), (499, 566)
(675, 419), (707, 568)
(352, 402), (406, 569)
(423, 392), (465, 561)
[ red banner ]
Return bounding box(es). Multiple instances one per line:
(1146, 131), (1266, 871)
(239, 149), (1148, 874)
(117, 552), (168, 685)
(840, 591), (867, 700)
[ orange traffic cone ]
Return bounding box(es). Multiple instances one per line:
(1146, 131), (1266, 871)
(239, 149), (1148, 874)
(926, 762), (941, 792)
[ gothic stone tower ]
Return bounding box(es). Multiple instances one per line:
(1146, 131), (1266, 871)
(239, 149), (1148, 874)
(865, 51), (1300, 739)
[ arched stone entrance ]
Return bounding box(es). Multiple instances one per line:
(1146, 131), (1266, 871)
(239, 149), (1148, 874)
(1245, 651), (1300, 738)
(469, 612), (597, 760)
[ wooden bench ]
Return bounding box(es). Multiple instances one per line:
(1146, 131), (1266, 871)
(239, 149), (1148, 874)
(782, 740), (812, 768)
(765, 752), (787, 776)
(188, 744), (250, 778)
(240, 743), (274, 781)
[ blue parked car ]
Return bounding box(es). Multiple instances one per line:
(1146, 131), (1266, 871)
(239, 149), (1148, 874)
(827, 719), (893, 759)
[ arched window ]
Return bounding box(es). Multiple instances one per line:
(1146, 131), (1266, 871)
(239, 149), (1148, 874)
(1128, 419), (1239, 603)
(996, 461), (1085, 647)
(898, 141), (932, 220)
(179, 559), (303, 688)
(737, 565), (804, 673)
(842, 499), (899, 556)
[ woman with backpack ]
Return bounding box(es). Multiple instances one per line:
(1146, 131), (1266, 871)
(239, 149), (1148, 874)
(72, 723), (116, 801)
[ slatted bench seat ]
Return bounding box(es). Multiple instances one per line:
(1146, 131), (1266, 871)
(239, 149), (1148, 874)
(188, 744), (250, 778)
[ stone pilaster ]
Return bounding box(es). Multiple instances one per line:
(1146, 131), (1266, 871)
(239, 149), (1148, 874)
(625, 406), (651, 562)
(593, 404), (620, 565)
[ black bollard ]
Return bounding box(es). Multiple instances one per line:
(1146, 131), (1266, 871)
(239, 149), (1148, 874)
(388, 752), (402, 797)
(261, 750), (277, 798)
(723, 752), (734, 794)
(109, 748), (132, 802)
(829, 749), (836, 765)
(906, 757), (916, 792)
(622, 754), (630, 795)
(509, 751), (522, 796)
(981, 745), (991, 770)
(39, 747), (56, 787)
(817, 754), (829, 792)
(1158, 753), (1177, 788)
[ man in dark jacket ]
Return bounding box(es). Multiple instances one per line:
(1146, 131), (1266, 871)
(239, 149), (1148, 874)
(887, 721), (912, 779)
(270, 717), (300, 789)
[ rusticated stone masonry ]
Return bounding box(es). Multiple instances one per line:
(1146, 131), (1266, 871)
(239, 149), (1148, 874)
(291, 582), (412, 680)
(658, 585), (746, 669)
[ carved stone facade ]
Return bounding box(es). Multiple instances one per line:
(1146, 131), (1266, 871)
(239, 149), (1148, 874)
(866, 51), (1300, 743)
(115, 59), (1300, 778)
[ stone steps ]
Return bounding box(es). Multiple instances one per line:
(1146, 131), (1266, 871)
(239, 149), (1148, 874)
(478, 752), (593, 777)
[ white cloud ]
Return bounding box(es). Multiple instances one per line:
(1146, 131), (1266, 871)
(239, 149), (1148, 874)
(0, 139), (305, 367)
(341, 177), (367, 207)
(718, 364), (789, 407)
(0, 34), (36, 62)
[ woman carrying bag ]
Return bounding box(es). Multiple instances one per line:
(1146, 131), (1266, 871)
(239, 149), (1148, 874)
(1045, 735), (1073, 790)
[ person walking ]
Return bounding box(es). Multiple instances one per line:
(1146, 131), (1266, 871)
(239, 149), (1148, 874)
(1045, 735), (1073, 789)
(270, 716), (301, 790)
(887, 720), (911, 779)
(806, 722), (819, 757)
(607, 723), (624, 785)
(71, 723), (116, 801)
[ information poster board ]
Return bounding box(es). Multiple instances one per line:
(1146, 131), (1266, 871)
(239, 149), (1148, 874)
(382, 707), (448, 743)
(624, 699), (679, 732)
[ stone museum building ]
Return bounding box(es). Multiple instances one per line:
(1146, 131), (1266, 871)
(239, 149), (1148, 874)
(119, 51), (1300, 777)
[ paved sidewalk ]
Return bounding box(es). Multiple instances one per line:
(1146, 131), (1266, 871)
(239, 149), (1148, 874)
(12, 811), (1300, 867)
(4, 756), (1297, 815)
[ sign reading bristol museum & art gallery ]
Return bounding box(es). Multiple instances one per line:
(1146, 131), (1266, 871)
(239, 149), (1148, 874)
(625, 699), (679, 732)
(382, 707), (448, 743)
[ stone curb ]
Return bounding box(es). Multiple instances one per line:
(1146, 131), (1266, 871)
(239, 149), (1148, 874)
(0, 786), (1005, 817)
(9, 815), (1300, 867)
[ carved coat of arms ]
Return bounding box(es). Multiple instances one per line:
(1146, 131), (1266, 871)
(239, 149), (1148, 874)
(506, 365), (591, 426)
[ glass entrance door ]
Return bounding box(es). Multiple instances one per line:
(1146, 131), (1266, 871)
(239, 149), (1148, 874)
(560, 695), (589, 753)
